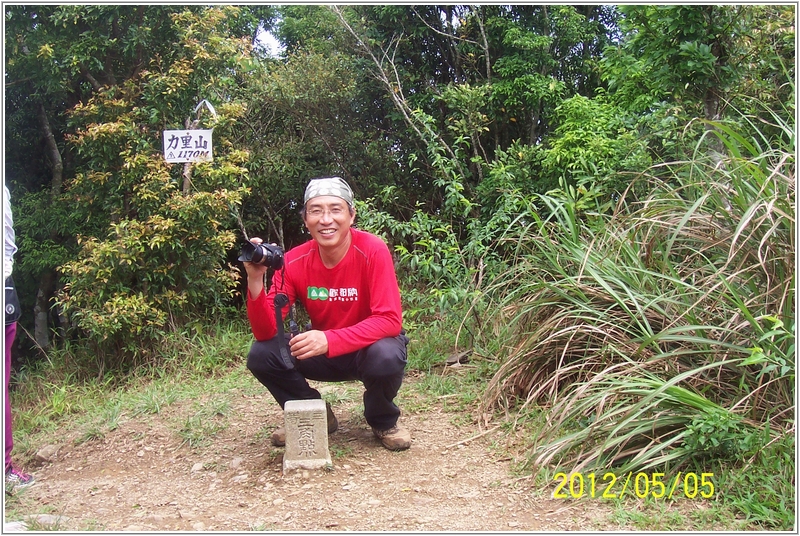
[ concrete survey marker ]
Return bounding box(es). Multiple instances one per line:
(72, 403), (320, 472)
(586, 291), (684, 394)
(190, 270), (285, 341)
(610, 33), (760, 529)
(282, 399), (332, 473)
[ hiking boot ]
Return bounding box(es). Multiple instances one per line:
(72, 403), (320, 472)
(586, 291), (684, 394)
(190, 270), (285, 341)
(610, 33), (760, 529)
(271, 401), (338, 447)
(5, 466), (35, 492)
(372, 424), (411, 451)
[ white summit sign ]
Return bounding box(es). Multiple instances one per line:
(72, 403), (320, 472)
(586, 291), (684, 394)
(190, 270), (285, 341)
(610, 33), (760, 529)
(162, 129), (213, 163)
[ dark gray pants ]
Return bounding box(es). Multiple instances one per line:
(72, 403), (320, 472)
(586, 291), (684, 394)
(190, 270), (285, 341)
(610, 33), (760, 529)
(246, 332), (409, 431)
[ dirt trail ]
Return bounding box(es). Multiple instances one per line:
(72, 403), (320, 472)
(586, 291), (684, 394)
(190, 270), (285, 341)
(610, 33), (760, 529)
(10, 373), (619, 531)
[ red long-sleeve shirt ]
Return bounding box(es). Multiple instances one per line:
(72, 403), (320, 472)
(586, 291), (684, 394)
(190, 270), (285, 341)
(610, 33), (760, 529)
(246, 228), (403, 357)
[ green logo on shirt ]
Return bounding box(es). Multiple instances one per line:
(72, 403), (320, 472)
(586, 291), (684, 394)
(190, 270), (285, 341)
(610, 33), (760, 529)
(306, 286), (358, 301)
(307, 286), (329, 300)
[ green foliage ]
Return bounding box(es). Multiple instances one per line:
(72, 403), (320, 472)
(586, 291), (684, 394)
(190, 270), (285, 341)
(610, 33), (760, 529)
(13, 192), (80, 278)
(4, 5), (268, 360)
(239, 48), (384, 247)
(739, 315), (795, 391)
(478, 110), (793, 509)
(2, 6), (794, 529)
(714, 432), (795, 529)
(683, 411), (763, 460)
(277, 5), (347, 55)
(7, 4), (792, 367)
(599, 5), (794, 165)
(541, 94), (652, 196)
(57, 186), (244, 370)
(357, 197), (476, 325)
(603, 6), (747, 113)
(408, 109), (475, 219)
(48, 8), (255, 370)
(485, 6), (616, 143)
(476, 141), (545, 208)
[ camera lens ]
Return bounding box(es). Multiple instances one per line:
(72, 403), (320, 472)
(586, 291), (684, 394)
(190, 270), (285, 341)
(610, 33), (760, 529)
(237, 242), (284, 270)
(251, 245), (268, 264)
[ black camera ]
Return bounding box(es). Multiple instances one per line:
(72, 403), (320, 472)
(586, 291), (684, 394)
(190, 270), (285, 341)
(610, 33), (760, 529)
(237, 241), (285, 270)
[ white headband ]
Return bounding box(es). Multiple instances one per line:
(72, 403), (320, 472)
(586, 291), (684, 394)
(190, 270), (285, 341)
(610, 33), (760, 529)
(303, 177), (354, 206)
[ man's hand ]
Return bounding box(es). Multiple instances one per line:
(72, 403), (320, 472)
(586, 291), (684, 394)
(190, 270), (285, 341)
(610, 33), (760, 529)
(243, 237), (268, 298)
(289, 330), (329, 360)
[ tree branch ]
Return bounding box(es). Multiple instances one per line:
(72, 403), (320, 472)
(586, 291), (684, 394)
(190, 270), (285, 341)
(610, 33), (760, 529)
(330, 6), (468, 179)
(79, 66), (103, 93)
(37, 101), (63, 198)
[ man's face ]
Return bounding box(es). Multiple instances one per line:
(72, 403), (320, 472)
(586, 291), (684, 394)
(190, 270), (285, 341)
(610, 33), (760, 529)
(303, 196), (355, 249)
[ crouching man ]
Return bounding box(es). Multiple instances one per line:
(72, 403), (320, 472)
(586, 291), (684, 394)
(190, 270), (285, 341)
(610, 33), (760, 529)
(243, 176), (411, 450)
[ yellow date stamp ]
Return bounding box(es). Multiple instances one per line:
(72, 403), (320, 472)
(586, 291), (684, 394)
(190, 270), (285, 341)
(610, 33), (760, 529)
(553, 472), (715, 500)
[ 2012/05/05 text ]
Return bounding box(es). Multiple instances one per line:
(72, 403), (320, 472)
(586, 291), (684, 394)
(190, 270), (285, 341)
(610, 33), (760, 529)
(553, 472), (715, 500)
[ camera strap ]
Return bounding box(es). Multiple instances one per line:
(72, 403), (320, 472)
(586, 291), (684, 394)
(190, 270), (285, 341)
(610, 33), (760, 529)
(273, 292), (296, 369)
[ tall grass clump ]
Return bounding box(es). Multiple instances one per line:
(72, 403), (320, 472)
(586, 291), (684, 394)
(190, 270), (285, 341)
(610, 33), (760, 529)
(479, 109), (794, 527)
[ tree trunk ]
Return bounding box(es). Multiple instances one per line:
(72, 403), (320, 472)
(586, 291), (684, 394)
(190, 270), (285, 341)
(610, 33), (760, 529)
(705, 86), (724, 162)
(472, 7), (499, 153)
(38, 102), (63, 197)
(34, 271), (54, 350)
(34, 102), (64, 350)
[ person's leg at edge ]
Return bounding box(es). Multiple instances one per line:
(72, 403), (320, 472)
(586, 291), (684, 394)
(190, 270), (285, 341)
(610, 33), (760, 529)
(4, 321), (32, 486)
(5, 322), (15, 473)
